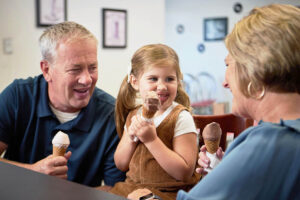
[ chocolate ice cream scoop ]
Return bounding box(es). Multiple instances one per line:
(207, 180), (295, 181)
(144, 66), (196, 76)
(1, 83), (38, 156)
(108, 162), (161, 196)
(133, 91), (160, 142)
(202, 122), (222, 154)
(142, 91), (160, 119)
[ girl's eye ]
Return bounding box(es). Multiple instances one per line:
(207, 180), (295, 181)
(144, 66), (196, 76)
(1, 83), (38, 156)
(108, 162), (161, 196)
(166, 77), (175, 82)
(149, 77), (157, 81)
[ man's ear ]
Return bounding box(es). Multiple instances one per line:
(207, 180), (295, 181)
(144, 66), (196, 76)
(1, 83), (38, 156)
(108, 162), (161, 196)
(130, 74), (139, 91)
(40, 60), (51, 82)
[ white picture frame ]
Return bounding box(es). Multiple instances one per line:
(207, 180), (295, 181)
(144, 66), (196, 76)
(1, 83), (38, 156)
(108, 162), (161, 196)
(102, 8), (127, 48)
(36, 0), (67, 27)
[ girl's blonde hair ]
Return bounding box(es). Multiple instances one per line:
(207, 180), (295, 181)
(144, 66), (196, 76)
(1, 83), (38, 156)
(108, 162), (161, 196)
(115, 44), (191, 135)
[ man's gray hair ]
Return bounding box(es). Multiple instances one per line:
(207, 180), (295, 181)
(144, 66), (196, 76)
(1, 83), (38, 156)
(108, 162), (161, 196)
(39, 21), (98, 63)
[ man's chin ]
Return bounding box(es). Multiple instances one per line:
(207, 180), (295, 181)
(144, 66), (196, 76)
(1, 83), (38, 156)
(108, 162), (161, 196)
(71, 100), (90, 111)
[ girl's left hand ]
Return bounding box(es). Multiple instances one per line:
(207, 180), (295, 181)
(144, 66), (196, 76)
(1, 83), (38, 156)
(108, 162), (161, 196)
(130, 115), (157, 143)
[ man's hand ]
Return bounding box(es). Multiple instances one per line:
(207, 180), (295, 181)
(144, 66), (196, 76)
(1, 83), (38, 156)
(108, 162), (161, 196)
(30, 151), (72, 179)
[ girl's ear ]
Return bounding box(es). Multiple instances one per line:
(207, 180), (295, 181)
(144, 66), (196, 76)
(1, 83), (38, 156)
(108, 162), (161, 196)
(130, 75), (139, 91)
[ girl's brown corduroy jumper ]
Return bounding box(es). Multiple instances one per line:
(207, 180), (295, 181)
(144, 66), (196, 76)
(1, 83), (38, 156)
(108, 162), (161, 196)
(110, 104), (199, 200)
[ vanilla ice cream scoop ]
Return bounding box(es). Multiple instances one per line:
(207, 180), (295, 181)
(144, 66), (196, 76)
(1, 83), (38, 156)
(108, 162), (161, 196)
(52, 131), (70, 156)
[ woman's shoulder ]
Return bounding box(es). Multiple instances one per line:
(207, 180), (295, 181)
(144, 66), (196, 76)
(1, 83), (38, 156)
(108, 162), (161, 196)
(227, 119), (300, 154)
(250, 119), (300, 136)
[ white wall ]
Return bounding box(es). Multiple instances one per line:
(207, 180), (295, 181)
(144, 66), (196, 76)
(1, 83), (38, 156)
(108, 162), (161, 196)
(0, 0), (165, 97)
(1, 0), (299, 103)
(165, 0), (300, 107)
(0, 0), (43, 90)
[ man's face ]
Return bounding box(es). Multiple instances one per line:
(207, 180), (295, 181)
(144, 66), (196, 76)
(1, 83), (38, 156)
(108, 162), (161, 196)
(45, 39), (98, 113)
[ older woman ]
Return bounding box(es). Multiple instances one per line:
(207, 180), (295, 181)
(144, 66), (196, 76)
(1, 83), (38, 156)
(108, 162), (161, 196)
(177, 4), (300, 200)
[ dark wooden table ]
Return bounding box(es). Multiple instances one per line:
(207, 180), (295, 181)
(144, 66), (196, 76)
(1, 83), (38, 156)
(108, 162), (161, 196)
(0, 161), (127, 200)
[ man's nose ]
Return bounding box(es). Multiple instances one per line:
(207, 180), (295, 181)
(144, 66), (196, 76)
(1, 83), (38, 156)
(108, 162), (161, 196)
(78, 69), (92, 85)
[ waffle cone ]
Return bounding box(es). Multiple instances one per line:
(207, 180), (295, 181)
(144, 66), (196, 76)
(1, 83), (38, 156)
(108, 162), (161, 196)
(142, 106), (156, 119)
(204, 139), (220, 154)
(53, 145), (67, 157)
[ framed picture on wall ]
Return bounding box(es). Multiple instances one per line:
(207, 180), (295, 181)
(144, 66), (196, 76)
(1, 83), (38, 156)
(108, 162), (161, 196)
(204, 17), (228, 41)
(102, 8), (127, 48)
(36, 0), (67, 27)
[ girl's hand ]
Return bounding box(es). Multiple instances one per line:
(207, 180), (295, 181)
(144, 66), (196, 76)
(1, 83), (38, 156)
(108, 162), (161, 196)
(127, 121), (139, 142)
(130, 115), (157, 144)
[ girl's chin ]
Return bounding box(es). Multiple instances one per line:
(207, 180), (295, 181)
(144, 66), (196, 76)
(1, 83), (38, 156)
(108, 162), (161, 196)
(160, 101), (172, 110)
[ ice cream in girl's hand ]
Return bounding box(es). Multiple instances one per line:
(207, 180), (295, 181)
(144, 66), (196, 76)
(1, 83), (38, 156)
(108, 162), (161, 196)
(52, 131), (70, 157)
(133, 91), (160, 142)
(202, 122), (222, 172)
(202, 122), (222, 154)
(141, 91), (160, 121)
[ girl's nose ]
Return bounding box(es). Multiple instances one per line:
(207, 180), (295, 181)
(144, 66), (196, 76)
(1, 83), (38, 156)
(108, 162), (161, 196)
(157, 81), (167, 90)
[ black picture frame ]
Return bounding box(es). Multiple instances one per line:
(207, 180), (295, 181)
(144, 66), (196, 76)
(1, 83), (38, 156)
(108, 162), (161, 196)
(102, 8), (127, 48)
(204, 17), (228, 41)
(36, 0), (67, 27)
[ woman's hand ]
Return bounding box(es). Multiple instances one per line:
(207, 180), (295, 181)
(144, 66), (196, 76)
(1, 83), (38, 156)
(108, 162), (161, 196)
(196, 145), (224, 175)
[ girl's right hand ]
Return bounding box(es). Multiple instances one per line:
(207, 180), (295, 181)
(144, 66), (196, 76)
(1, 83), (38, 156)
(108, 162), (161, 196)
(195, 145), (224, 175)
(129, 115), (157, 144)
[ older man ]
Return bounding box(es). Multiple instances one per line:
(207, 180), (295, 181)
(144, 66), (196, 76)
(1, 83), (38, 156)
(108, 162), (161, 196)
(0, 21), (125, 187)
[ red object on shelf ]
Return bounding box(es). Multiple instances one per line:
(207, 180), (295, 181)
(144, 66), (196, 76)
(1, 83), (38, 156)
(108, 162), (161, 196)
(191, 100), (215, 107)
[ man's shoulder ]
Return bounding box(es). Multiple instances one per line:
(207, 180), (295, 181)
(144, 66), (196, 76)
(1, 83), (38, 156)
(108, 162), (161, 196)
(9, 75), (43, 90)
(1, 75), (44, 97)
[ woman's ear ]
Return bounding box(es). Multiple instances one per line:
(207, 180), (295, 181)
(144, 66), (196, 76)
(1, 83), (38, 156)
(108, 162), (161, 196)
(130, 75), (139, 91)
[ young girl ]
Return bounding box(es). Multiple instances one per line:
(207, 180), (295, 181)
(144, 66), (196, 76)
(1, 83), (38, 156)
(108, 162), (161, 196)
(110, 44), (199, 200)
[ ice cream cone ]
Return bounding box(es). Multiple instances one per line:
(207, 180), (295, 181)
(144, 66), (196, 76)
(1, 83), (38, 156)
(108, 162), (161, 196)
(141, 91), (160, 120)
(202, 122), (222, 154)
(142, 106), (157, 119)
(133, 91), (160, 142)
(204, 139), (220, 154)
(52, 131), (70, 157)
(53, 145), (68, 156)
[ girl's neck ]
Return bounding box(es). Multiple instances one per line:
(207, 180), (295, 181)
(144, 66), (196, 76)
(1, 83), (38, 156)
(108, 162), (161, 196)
(156, 101), (176, 116)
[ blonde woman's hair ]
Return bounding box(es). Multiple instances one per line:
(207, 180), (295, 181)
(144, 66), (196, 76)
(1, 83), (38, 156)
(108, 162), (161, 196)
(39, 21), (98, 64)
(225, 4), (300, 97)
(115, 44), (191, 135)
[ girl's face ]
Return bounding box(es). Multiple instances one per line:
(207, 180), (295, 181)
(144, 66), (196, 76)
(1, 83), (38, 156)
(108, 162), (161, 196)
(132, 65), (178, 113)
